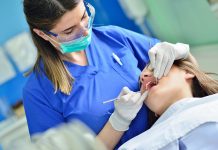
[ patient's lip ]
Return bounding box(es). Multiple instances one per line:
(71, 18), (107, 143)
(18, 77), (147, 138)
(141, 75), (157, 91)
(145, 81), (157, 90)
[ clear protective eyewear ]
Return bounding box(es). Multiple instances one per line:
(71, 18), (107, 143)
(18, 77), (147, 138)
(44, 2), (95, 43)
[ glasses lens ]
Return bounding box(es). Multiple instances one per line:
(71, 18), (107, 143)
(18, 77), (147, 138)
(57, 2), (95, 42)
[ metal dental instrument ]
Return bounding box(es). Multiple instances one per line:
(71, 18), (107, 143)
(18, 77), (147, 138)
(145, 81), (152, 90)
(102, 91), (141, 104)
(102, 98), (118, 104)
(155, 77), (158, 84)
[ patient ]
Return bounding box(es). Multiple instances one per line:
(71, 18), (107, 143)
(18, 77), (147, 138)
(119, 54), (218, 150)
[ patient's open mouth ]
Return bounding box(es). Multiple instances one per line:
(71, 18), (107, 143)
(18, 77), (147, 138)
(145, 81), (157, 90)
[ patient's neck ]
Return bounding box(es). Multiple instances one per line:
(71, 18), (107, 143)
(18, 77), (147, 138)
(158, 88), (193, 116)
(174, 89), (194, 104)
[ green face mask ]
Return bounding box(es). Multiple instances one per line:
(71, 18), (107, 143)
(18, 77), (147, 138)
(59, 29), (92, 53)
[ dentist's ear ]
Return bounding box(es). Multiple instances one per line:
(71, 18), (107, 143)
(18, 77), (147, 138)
(33, 28), (60, 49)
(33, 28), (49, 41)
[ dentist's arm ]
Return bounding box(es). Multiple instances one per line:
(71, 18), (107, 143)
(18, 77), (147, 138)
(97, 122), (124, 150)
(97, 87), (148, 150)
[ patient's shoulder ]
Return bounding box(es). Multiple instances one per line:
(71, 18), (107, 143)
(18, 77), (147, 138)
(163, 122), (218, 150)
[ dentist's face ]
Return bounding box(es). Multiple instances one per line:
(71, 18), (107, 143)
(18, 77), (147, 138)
(140, 65), (192, 115)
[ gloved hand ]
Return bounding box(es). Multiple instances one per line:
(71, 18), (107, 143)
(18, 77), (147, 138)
(109, 87), (148, 131)
(148, 42), (189, 79)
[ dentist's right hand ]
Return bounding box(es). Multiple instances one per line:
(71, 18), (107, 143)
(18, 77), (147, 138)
(109, 87), (148, 131)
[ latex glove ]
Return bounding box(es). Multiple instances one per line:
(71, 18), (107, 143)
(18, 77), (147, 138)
(109, 87), (148, 131)
(148, 42), (189, 79)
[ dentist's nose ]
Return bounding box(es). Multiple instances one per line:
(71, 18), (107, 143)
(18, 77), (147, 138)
(79, 21), (89, 36)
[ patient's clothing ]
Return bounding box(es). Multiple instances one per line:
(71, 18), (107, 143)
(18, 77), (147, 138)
(118, 94), (218, 150)
(162, 122), (218, 150)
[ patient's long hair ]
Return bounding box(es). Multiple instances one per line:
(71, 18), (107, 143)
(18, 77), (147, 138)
(175, 54), (218, 97)
(148, 54), (218, 127)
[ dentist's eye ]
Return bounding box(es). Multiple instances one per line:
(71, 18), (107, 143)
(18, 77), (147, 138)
(64, 29), (74, 35)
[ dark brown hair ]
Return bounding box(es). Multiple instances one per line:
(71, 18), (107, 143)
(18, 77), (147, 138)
(23, 0), (81, 94)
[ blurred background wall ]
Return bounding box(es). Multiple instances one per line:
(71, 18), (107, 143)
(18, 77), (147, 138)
(0, 0), (28, 45)
(0, 0), (30, 121)
(144, 0), (218, 46)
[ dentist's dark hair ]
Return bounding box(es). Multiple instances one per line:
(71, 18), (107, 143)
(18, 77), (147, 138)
(23, 0), (81, 94)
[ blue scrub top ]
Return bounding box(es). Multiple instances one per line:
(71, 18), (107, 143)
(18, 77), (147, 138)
(23, 25), (159, 147)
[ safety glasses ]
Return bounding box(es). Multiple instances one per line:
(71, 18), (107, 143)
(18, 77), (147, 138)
(44, 2), (95, 43)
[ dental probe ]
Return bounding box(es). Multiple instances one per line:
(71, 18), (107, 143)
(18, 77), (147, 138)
(102, 91), (141, 104)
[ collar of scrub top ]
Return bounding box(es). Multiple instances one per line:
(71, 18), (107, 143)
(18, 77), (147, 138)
(64, 60), (99, 78)
(37, 54), (98, 78)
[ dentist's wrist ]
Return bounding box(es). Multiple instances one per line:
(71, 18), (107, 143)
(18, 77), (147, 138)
(109, 110), (131, 131)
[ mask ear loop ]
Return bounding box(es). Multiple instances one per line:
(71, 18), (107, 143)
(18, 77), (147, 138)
(43, 33), (65, 53)
(44, 33), (60, 45)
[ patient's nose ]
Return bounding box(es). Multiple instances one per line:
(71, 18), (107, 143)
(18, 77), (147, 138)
(141, 71), (153, 83)
(140, 71), (156, 90)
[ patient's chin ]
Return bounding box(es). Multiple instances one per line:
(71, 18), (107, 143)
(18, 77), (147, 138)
(146, 95), (163, 115)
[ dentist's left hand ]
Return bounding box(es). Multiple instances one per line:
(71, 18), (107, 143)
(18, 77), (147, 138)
(148, 42), (189, 79)
(109, 87), (148, 131)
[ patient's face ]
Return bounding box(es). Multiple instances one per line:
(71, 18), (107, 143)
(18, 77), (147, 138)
(140, 64), (193, 115)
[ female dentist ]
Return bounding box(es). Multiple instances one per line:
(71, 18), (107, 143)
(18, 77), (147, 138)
(22, 0), (189, 149)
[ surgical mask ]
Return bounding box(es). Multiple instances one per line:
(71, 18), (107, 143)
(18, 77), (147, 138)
(59, 28), (92, 53)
